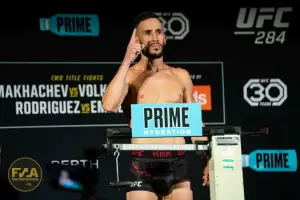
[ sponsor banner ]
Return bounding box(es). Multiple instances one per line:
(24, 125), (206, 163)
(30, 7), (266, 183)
(192, 85), (212, 110)
(0, 61), (224, 128)
(242, 149), (297, 172)
(39, 14), (100, 37)
(131, 103), (202, 138)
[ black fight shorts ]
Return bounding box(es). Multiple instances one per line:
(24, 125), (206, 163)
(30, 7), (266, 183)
(127, 150), (190, 196)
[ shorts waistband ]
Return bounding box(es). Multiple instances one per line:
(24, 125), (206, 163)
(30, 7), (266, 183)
(131, 150), (185, 159)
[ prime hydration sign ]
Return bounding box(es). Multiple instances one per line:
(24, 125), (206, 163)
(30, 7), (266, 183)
(242, 149), (298, 172)
(131, 103), (202, 138)
(39, 14), (100, 36)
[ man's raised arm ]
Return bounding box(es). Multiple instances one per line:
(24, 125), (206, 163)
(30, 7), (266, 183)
(102, 62), (130, 112)
(102, 29), (145, 112)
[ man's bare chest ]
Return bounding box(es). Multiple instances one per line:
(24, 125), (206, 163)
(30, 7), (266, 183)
(130, 71), (154, 93)
(129, 70), (182, 95)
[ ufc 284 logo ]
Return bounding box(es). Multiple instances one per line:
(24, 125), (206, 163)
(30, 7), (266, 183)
(234, 7), (293, 44)
(155, 12), (190, 40)
(243, 79), (287, 107)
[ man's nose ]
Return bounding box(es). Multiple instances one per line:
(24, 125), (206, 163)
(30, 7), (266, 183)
(151, 32), (158, 40)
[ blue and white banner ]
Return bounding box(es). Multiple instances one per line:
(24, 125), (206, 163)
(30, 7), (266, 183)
(131, 103), (202, 138)
(39, 14), (100, 36)
(242, 149), (298, 172)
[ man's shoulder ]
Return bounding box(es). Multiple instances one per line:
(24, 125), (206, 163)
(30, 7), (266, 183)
(168, 66), (190, 77)
(126, 64), (145, 84)
(128, 64), (141, 73)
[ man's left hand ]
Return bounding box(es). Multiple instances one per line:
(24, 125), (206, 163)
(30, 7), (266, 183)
(202, 163), (209, 186)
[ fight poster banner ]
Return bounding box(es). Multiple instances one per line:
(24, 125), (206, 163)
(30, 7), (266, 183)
(0, 62), (127, 129)
(0, 61), (224, 129)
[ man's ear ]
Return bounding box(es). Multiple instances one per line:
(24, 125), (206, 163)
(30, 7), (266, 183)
(163, 33), (167, 45)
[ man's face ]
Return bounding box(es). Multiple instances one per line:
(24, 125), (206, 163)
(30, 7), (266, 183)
(137, 18), (166, 59)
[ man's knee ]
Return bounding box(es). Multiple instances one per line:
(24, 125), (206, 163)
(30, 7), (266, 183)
(171, 180), (191, 191)
(163, 188), (193, 200)
(126, 190), (157, 200)
(168, 181), (192, 200)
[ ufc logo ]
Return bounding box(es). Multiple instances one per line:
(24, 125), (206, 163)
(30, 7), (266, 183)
(131, 181), (142, 187)
(236, 7), (292, 29)
(243, 79), (288, 106)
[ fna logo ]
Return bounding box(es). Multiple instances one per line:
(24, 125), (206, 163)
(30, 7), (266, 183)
(8, 157), (42, 192)
(39, 14), (100, 36)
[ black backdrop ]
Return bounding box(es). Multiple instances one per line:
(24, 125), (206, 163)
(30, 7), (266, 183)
(0, 1), (299, 200)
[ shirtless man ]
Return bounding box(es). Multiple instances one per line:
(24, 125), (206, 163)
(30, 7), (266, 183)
(102, 11), (209, 200)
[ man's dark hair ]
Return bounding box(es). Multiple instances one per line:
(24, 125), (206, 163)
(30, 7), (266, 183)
(133, 11), (160, 28)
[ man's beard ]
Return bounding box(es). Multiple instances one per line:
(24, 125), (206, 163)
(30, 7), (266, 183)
(142, 43), (164, 59)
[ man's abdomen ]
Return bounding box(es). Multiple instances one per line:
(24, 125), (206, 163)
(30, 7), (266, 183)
(132, 72), (186, 144)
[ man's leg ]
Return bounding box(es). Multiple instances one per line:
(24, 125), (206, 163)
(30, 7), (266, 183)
(127, 155), (157, 200)
(164, 154), (193, 200)
(127, 191), (158, 200)
(162, 181), (193, 200)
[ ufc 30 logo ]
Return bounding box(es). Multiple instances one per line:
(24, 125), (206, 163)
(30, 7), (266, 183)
(234, 7), (293, 45)
(155, 12), (189, 40)
(243, 79), (287, 106)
